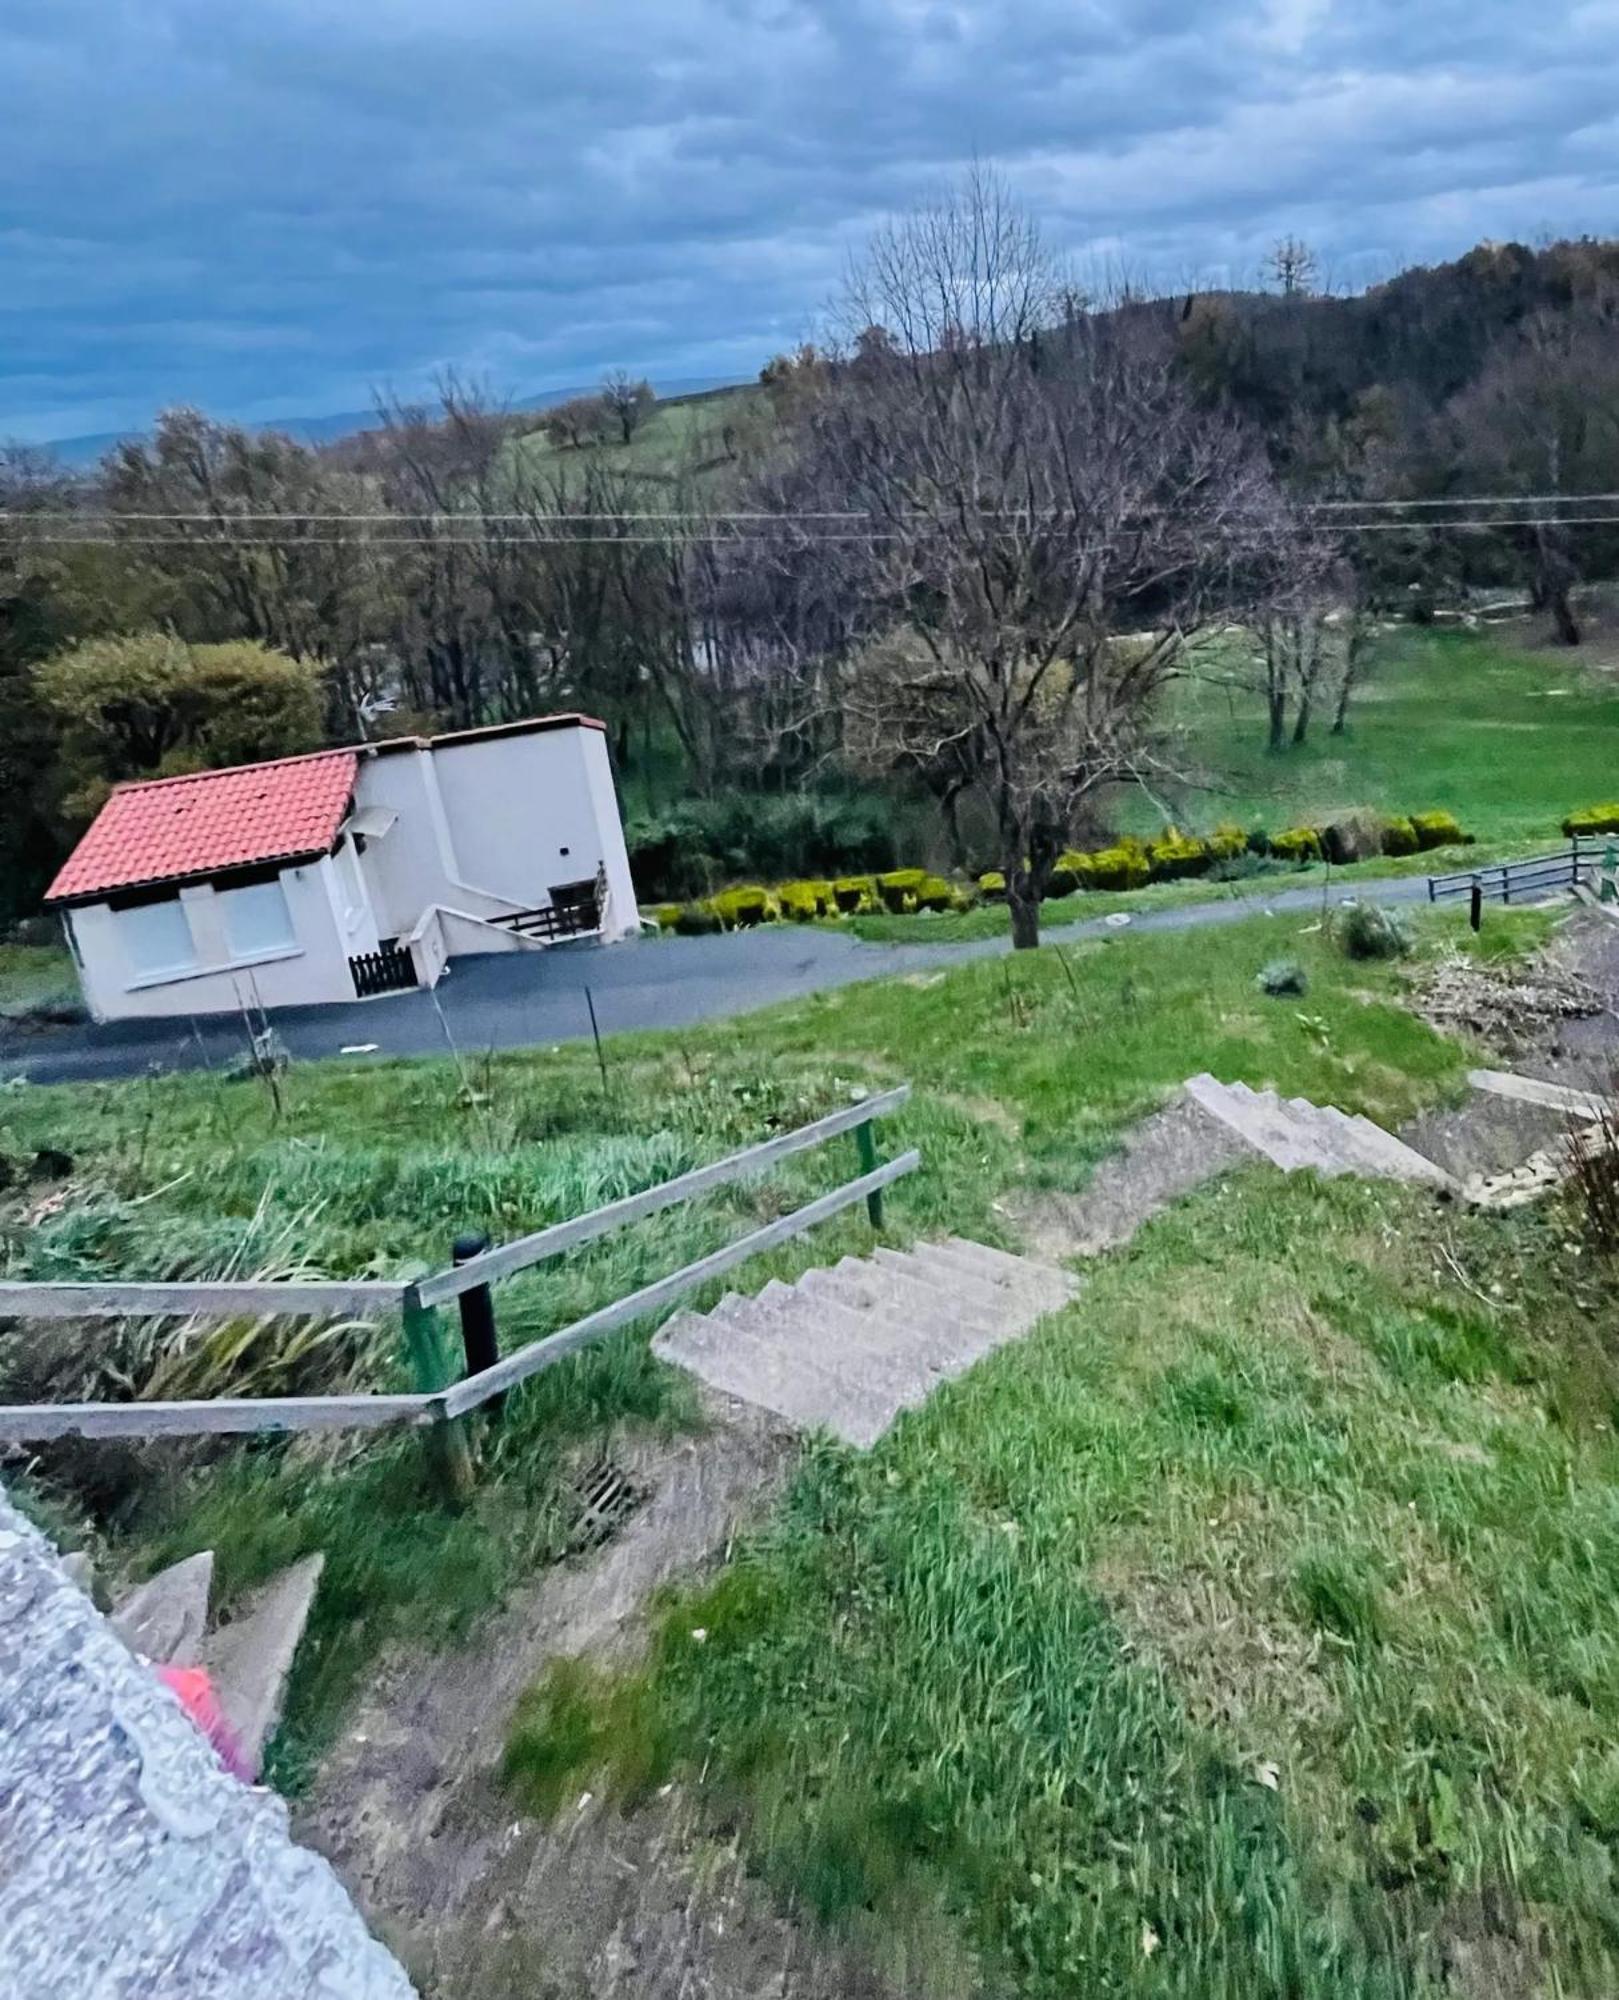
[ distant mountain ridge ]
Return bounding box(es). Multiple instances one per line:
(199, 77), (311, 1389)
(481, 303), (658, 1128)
(38, 375), (748, 468)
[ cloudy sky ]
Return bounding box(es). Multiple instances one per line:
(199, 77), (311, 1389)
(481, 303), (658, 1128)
(4, 0), (1617, 443)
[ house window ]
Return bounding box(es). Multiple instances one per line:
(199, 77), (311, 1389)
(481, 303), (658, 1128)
(118, 896), (197, 980)
(219, 877), (298, 959)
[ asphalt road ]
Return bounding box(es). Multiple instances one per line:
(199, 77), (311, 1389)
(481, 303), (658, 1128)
(1, 875), (1439, 1086)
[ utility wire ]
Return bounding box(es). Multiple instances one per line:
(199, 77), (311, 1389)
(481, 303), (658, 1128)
(12, 489), (1619, 527)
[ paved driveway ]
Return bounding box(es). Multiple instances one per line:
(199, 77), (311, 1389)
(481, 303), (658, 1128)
(1, 876), (1438, 1086)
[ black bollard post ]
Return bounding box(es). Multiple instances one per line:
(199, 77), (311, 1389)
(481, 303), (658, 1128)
(452, 1230), (502, 1418)
(1469, 880), (1483, 934)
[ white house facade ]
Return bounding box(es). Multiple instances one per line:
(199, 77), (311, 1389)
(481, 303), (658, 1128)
(47, 714), (641, 1023)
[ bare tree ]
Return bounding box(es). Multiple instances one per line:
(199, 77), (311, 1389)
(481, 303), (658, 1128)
(543, 395), (608, 450)
(1444, 305), (1619, 646)
(600, 371), (656, 445)
(771, 168), (1276, 947)
(1267, 236), (1320, 298)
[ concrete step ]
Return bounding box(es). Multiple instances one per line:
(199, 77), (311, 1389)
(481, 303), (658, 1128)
(1187, 1073), (1455, 1191)
(655, 1305), (901, 1447)
(199, 1553), (324, 1780)
(827, 1250), (1032, 1334)
(653, 1237), (1070, 1449)
(1187, 1076), (1328, 1171)
(110, 1550), (214, 1667)
(926, 1237), (1073, 1310)
(1468, 1068), (1607, 1121)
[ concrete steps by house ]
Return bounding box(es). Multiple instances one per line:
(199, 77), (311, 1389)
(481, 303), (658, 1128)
(652, 1237), (1075, 1448)
(1183, 1074), (1454, 1191)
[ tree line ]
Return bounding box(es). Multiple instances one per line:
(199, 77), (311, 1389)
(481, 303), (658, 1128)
(6, 181), (1619, 942)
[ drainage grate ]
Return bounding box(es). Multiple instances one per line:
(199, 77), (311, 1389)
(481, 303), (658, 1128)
(563, 1458), (645, 1556)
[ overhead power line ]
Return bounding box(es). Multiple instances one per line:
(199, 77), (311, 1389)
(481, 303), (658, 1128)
(16, 514), (1619, 549)
(12, 489), (1619, 529)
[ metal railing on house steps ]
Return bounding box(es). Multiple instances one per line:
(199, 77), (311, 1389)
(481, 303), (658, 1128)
(0, 1086), (916, 1496)
(1429, 837), (1612, 907)
(491, 865), (607, 944)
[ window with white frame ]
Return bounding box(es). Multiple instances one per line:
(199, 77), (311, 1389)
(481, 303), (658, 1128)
(219, 876), (298, 960)
(117, 895), (198, 980)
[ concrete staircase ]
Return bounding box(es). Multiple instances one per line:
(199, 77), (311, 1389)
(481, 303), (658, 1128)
(1183, 1074), (1455, 1190)
(653, 1237), (1075, 1448)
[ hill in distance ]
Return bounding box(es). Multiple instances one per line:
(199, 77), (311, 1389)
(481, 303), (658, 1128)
(39, 374), (749, 469)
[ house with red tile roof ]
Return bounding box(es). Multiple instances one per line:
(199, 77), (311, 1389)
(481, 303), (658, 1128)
(47, 715), (640, 1022)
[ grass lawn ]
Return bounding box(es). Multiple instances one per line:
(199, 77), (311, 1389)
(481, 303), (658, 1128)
(10, 901), (1615, 1995)
(525, 1173), (1619, 1996)
(1147, 624), (1619, 847)
(0, 940), (74, 1018)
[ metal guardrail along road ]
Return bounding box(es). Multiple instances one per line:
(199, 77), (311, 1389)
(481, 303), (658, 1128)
(1428, 837), (1611, 907)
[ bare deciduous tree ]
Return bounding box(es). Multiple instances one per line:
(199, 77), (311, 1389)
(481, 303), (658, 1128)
(1444, 304), (1619, 646)
(1267, 236), (1320, 298)
(767, 169), (1276, 947)
(600, 371), (656, 445)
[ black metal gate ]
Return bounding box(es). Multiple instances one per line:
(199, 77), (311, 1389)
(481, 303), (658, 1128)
(349, 943), (417, 997)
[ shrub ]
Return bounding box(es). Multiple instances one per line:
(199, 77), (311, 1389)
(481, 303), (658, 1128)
(1246, 827), (1272, 857)
(780, 879), (836, 921)
(977, 871), (1007, 901)
(645, 903), (684, 932)
(1207, 824), (1248, 862)
(1336, 902), (1412, 961)
(1379, 816), (1420, 858)
(1410, 810), (1466, 851)
(673, 904), (721, 936)
(1076, 845), (1149, 892)
(914, 874), (960, 913)
(1146, 828), (1212, 882)
(1562, 803), (1619, 838)
(1269, 827), (1323, 865)
(876, 868), (928, 913)
(1207, 851), (1277, 884)
(711, 885), (772, 929)
(626, 792), (902, 902)
(0, 989), (89, 1030)
(1322, 811), (1382, 865)
(1045, 851), (1085, 898)
(1257, 957), (1309, 997)
(833, 876), (874, 914)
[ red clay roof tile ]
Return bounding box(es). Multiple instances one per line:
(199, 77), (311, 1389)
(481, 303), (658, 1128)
(47, 751), (358, 904)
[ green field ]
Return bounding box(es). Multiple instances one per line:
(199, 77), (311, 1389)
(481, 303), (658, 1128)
(1148, 625), (1619, 847)
(511, 387), (767, 492)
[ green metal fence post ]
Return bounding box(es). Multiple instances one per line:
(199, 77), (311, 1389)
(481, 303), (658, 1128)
(853, 1106), (884, 1229)
(401, 1289), (475, 1506)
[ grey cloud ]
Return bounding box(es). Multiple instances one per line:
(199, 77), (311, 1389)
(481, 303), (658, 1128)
(2, 0), (1616, 439)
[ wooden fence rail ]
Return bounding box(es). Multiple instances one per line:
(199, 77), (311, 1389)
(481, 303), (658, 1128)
(0, 1088), (917, 1465)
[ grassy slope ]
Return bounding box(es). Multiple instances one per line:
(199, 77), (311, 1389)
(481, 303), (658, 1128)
(1146, 624), (1619, 846)
(549, 1175), (1619, 1997)
(2, 910), (1486, 1777)
(511, 388), (767, 490)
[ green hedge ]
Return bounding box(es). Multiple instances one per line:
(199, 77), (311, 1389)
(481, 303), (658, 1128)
(646, 805), (1471, 934)
(1562, 803), (1619, 837)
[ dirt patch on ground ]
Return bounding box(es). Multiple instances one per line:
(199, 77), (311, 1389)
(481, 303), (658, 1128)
(1094, 1547), (1334, 1755)
(294, 1392), (913, 1999)
(1007, 1092), (1249, 1260)
(1397, 910), (1619, 1185)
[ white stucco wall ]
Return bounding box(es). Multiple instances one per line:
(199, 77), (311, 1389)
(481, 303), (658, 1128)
(67, 857), (358, 1022)
(351, 723), (640, 941)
